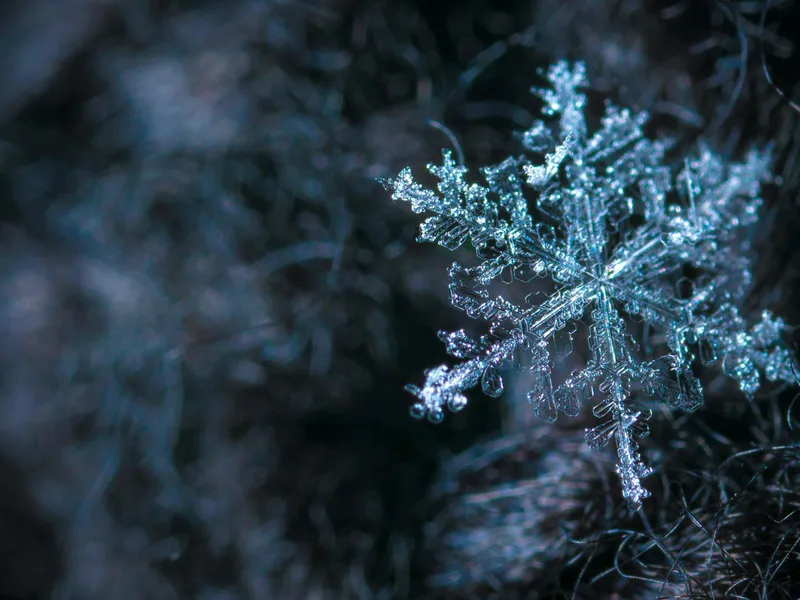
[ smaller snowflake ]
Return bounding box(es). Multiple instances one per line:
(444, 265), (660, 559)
(382, 61), (797, 509)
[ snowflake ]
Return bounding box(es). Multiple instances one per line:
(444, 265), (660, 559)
(381, 61), (798, 509)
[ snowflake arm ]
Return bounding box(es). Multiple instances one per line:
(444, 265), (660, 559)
(382, 150), (504, 251)
(408, 282), (595, 424)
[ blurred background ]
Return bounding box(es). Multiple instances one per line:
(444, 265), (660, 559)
(1, 1), (799, 598)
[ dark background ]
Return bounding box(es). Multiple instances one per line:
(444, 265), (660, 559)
(1, 1), (800, 598)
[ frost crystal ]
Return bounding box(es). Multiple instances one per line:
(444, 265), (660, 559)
(382, 61), (798, 509)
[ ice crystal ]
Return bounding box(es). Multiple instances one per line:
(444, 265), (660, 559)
(382, 61), (797, 509)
